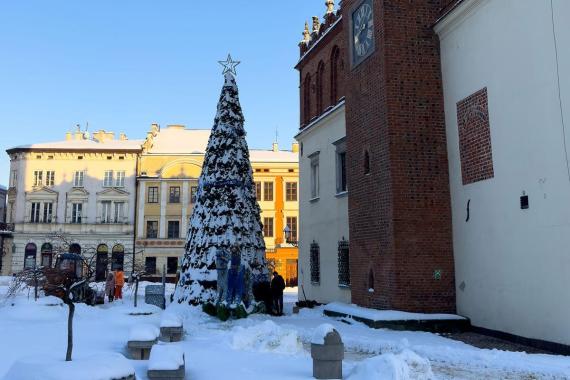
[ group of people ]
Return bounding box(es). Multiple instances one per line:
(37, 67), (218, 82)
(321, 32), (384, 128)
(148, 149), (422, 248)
(104, 270), (125, 302)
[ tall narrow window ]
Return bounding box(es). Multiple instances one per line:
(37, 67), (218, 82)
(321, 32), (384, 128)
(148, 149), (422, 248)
(254, 182), (262, 201)
(167, 257), (178, 274)
(338, 239), (350, 287)
(10, 170), (17, 188)
(304, 74), (312, 124)
(169, 187), (181, 203)
(41, 243), (53, 268)
(46, 171), (55, 186)
(286, 216), (298, 242)
(73, 171), (84, 187)
(101, 201), (112, 223)
(263, 182), (274, 202)
(43, 202), (53, 223)
(168, 221), (180, 239)
(30, 202), (41, 223)
(114, 202), (124, 223)
(24, 243), (37, 269)
(147, 186), (159, 203)
(286, 182), (298, 202)
(310, 242), (320, 284)
(190, 186), (198, 204)
(335, 138), (347, 193)
(146, 221), (158, 238)
(310, 154), (320, 199)
(330, 46), (340, 104)
(316, 61), (325, 114)
(72, 203), (82, 224)
(364, 150), (370, 174)
(104, 171), (114, 187)
(33, 171), (43, 187)
(115, 171), (126, 187)
(263, 217), (274, 237)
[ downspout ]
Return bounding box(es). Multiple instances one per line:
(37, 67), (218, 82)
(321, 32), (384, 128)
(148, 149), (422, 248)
(132, 152), (140, 275)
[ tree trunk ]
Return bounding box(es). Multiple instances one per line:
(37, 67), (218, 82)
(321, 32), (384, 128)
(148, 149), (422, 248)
(65, 297), (75, 361)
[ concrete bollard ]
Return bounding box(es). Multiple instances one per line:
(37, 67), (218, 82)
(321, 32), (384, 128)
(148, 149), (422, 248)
(311, 326), (344, 379)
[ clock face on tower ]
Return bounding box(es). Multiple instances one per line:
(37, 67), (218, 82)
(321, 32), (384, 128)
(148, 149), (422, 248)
(351, 0), (375, 66)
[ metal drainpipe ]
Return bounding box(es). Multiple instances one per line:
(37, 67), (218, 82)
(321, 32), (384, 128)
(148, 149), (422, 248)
(132, 153), (140, 275)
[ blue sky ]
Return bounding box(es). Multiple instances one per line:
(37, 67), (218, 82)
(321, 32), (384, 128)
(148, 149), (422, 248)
(0, 1), (327, 184)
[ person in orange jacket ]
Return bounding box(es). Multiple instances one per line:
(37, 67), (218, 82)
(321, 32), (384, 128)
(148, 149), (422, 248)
(114, 270), (125, 300)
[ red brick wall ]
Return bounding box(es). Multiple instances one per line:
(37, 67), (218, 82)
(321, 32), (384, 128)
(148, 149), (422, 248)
(457, 88), (494, 185)
(297, 19), (347, 128)
(342, 0), (456, 313)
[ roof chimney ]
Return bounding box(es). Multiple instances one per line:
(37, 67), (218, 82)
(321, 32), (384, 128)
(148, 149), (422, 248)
(119, 133), (127, 140)
(292, 142), (299, 153)
(272, 142), (279, 152)
(65, 132), (72, 141)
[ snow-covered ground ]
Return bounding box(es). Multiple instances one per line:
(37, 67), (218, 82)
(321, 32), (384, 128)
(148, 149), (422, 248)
(0, 278), (569, 379)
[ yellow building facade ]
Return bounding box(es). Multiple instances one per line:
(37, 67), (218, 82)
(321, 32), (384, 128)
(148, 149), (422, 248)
(134, 125), (299, 284)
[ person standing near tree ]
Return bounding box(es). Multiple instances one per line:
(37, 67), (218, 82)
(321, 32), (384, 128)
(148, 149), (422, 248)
(114, 269), (124, 300)
(104, 272), (115, 303)
(270, 271), (286, 316)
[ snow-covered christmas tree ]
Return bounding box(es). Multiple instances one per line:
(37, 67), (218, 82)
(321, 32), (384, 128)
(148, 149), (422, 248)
(174, 56), (268, 310)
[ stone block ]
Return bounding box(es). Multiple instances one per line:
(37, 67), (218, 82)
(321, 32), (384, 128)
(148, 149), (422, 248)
(160, 326), (184, 342)
(127, 339), (157, 360)
(311, 329), (344, 379)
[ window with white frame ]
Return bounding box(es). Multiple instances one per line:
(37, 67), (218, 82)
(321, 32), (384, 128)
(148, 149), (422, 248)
(115, 171), (125, 187)
(254, 182), (262, 201)
(114, 202), (124, 223)
(309, 153), (320, 199)
(190, 186), (198, 204)
(286, 182), (298, 202)
(46, 171), (55, 187)
(30, 202), (41, 223)
(263, 182), (274, 201)
(104, 171), (114, 187)
(334, 138), (347, 193)
(101, 201), (112, 223)
(263, 217), (274, 237)
(73, 171), (84, 187)
(72, 203), (83, 224)
(33, 171), (43, 187)
(43, 202), (53, 223)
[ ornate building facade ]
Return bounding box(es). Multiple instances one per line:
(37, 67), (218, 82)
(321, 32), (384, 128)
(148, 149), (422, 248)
(135, 124), (299, 284)
(5, 129), (141, 279)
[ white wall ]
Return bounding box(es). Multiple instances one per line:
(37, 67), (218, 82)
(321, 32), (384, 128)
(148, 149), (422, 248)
(297, 105), (351, 304)
(436, 0), (570, 345)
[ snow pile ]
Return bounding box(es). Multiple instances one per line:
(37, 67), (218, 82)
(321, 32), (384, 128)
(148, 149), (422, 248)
(325, 302), (465, 321)
(129, 324), (159, 341)
(348, 350), (435, 380)
(231, 320), (303, 355)
(3, 353), (135, 380)
(149, 344), (184, 371)
(161, 312), (183, 328)
(311, 323), (336, 345)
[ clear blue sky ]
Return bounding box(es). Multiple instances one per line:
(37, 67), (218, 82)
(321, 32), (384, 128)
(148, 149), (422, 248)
(0, 1), (327, 184)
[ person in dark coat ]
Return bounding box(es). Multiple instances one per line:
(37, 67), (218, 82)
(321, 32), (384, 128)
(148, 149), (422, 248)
(270, 271), (286, 316)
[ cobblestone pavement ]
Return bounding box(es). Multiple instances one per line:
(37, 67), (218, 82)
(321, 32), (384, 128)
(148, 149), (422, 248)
(444, 332), (557, 355)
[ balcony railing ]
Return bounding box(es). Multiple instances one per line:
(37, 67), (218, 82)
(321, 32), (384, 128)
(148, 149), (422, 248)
(0, 223), (15, 233)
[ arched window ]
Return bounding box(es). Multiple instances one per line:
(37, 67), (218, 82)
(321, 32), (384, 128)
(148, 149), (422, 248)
(96, 244), (109, 281)
(364, 150), (371, 174)
(41, 243), (53, 268)
(368, 269), (375, 292)
(303, 73), (312, 124)
(112, 244), (125, 271)
(69, 243), (81, 255)
(24, 243), (37, 269)
(330, 46), (340, 105)
(316, 61), (325, 114)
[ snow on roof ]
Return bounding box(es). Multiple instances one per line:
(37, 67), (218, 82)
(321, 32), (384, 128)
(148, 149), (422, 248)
(8, 138), (144, 153)
(146, 126), (211, 154)
(249, 150), (298, 163)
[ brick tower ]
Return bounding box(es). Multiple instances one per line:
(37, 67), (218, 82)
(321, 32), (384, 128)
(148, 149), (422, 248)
(342, 0), (455, 312)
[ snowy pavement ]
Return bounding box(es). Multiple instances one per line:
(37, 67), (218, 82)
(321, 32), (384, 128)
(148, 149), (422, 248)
(0, 279), (569, 379)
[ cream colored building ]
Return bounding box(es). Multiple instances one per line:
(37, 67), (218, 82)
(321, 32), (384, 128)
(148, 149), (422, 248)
(295, 102), (350, 304)
(5, 129), (142, 279)
(135, 124), (299, 283)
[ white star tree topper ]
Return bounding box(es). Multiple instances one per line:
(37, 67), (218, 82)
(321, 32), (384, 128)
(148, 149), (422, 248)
(218, 54), (241, 76)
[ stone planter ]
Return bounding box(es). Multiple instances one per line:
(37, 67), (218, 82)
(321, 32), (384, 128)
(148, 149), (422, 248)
(127, 338), (157, 360)
(160, 326), (184, 343)
(311, 328), (344, 379)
